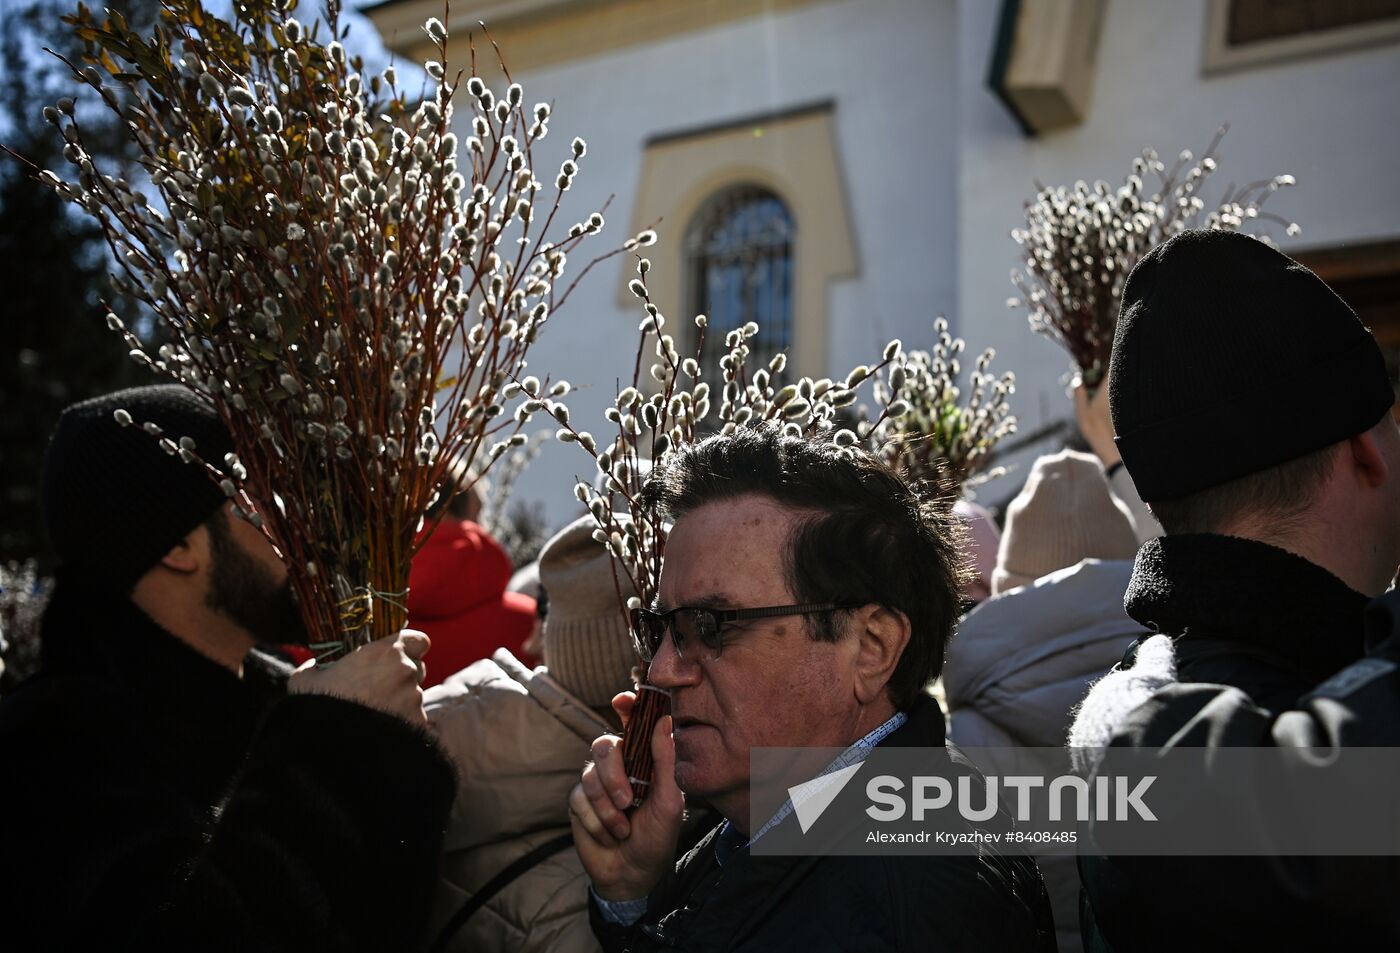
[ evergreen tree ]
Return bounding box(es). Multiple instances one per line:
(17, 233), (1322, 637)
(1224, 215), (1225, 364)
(0, 0), (159, 563)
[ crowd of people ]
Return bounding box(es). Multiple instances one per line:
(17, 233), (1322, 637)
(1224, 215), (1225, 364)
(3, 228), (1399, 951)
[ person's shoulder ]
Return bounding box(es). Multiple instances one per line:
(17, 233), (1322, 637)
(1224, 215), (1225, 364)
(0, 667), (131, 740)
(0, 669), (140, 810)
(969, 560), (1135, 625)
(1116, 678), (1271, 749)
(426, 654), (542, 728)
(426, 654), (583, 782)
(1039, 557), (1135, 598)
(427, 651), (586, 729)
(427, 654), (521, 700)
(817, 847), (1034, 894)
(801, 851), (1051, 945)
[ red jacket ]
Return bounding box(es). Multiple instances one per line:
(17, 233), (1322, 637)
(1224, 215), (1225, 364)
(408, 519), (537, 688)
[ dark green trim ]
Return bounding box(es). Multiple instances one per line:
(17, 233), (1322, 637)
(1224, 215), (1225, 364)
(986, 0), (1036, 138)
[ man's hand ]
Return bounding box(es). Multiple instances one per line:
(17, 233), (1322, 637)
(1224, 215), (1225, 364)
(288, 630), (430, 727)
(569, 692), (685, 903)
(1074, 374), (1121, 469)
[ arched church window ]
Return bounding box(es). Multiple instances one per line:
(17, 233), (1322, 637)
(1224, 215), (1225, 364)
(684, 185), (794, 375)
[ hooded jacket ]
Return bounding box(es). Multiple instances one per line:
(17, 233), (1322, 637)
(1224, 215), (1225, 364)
(1070, 533), (1400, 952)
(424, 649), (609, 953)
(945, 558), (1145, 952)
(408, 519), (538, 686)
(0, 570), (457, 952)
(946, 559), (1144, 750)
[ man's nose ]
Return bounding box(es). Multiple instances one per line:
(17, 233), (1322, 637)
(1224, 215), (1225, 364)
(647, 629), (702, 689)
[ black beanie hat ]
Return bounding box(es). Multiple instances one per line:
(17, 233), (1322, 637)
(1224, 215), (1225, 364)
(1109, 229), (1393, 502)
(41, 384), (236, 593)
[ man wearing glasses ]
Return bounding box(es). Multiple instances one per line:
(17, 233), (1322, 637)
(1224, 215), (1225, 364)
(568, 425), (1054, 951)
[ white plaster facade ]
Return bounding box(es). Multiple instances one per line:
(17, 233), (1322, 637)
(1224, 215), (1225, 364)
(957, 0), (1400, 496)
(365, 0), (1400, 524)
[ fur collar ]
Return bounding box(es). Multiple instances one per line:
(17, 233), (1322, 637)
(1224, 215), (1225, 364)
(1068, 634), (1177, 773)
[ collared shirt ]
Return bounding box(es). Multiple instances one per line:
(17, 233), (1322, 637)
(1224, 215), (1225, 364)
(595, 710), (909, 925)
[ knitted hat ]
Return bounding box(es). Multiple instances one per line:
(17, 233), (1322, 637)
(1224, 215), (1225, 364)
(41, 384), (235, 593)
(954, 499), (1002, 603)
(538, 515), (638, 709)
(407, 518), (540, 685)
(992, 449), (1139, 595)
(1110, 230), (1393, 502)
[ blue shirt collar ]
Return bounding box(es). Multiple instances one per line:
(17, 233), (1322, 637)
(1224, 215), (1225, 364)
(714, 709), (909, 866)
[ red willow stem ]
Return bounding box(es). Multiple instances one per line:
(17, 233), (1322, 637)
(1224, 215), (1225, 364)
(620, 681), (670, 807)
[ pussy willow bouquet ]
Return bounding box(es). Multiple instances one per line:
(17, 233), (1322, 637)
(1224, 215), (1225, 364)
(474, 428), (552, 567)
(32, 0), (627, 656)
(541, 254), (906, 802)
(1009, 126), (1299, 387)
(868, 317), (1016, 496)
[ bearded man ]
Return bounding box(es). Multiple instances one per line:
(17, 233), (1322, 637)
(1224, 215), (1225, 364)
(0, 384), (455, 952)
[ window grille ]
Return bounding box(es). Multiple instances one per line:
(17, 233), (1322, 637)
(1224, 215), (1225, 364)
(684, 185), (795, 377)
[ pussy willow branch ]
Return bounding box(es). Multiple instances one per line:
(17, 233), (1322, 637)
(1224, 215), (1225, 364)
(33, 0), (644, 654)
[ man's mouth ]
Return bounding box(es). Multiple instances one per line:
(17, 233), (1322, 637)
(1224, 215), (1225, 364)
(672, 715), (712, 731)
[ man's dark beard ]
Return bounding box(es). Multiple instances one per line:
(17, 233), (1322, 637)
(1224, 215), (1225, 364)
(205, 511), (308, 645)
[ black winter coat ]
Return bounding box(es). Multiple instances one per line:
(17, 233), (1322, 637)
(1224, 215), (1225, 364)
(0, 571), (457, 952)
(1078, 534), (1400, 952)
(590, 696), (1056, 953)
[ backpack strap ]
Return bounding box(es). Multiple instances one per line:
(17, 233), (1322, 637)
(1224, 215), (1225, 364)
(427, 832), (576, 953)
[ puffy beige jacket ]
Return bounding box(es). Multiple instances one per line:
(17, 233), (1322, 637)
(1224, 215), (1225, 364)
(424, 649), (609, 953)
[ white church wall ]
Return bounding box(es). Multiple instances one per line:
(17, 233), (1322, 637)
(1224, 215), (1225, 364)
(471, 0), (960, 528)
(956, 0), (1400, 506)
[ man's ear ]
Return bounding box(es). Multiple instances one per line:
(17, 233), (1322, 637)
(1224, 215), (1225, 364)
(1348, 431), (1389, 490)
(157, 525), (209, 575)
(850, 604), (911, 706)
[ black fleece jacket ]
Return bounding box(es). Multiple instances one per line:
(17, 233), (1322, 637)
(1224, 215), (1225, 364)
(1079, 534), (1400, 953)
(0, 571), (457, 952)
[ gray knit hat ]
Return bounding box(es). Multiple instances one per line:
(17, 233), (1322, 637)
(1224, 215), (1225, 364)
(992, 449), (1139, 595)
(538, 515), (637, 708)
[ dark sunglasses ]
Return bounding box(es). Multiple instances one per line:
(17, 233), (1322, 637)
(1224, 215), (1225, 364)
(629, 602), (852, 662)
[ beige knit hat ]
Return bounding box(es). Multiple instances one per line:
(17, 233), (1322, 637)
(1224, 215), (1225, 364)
(992, 449), (1140, 595)
(538, 515), (638, 709)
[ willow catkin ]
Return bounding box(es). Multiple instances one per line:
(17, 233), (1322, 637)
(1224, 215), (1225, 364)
(1008, 125), (1298, 386)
